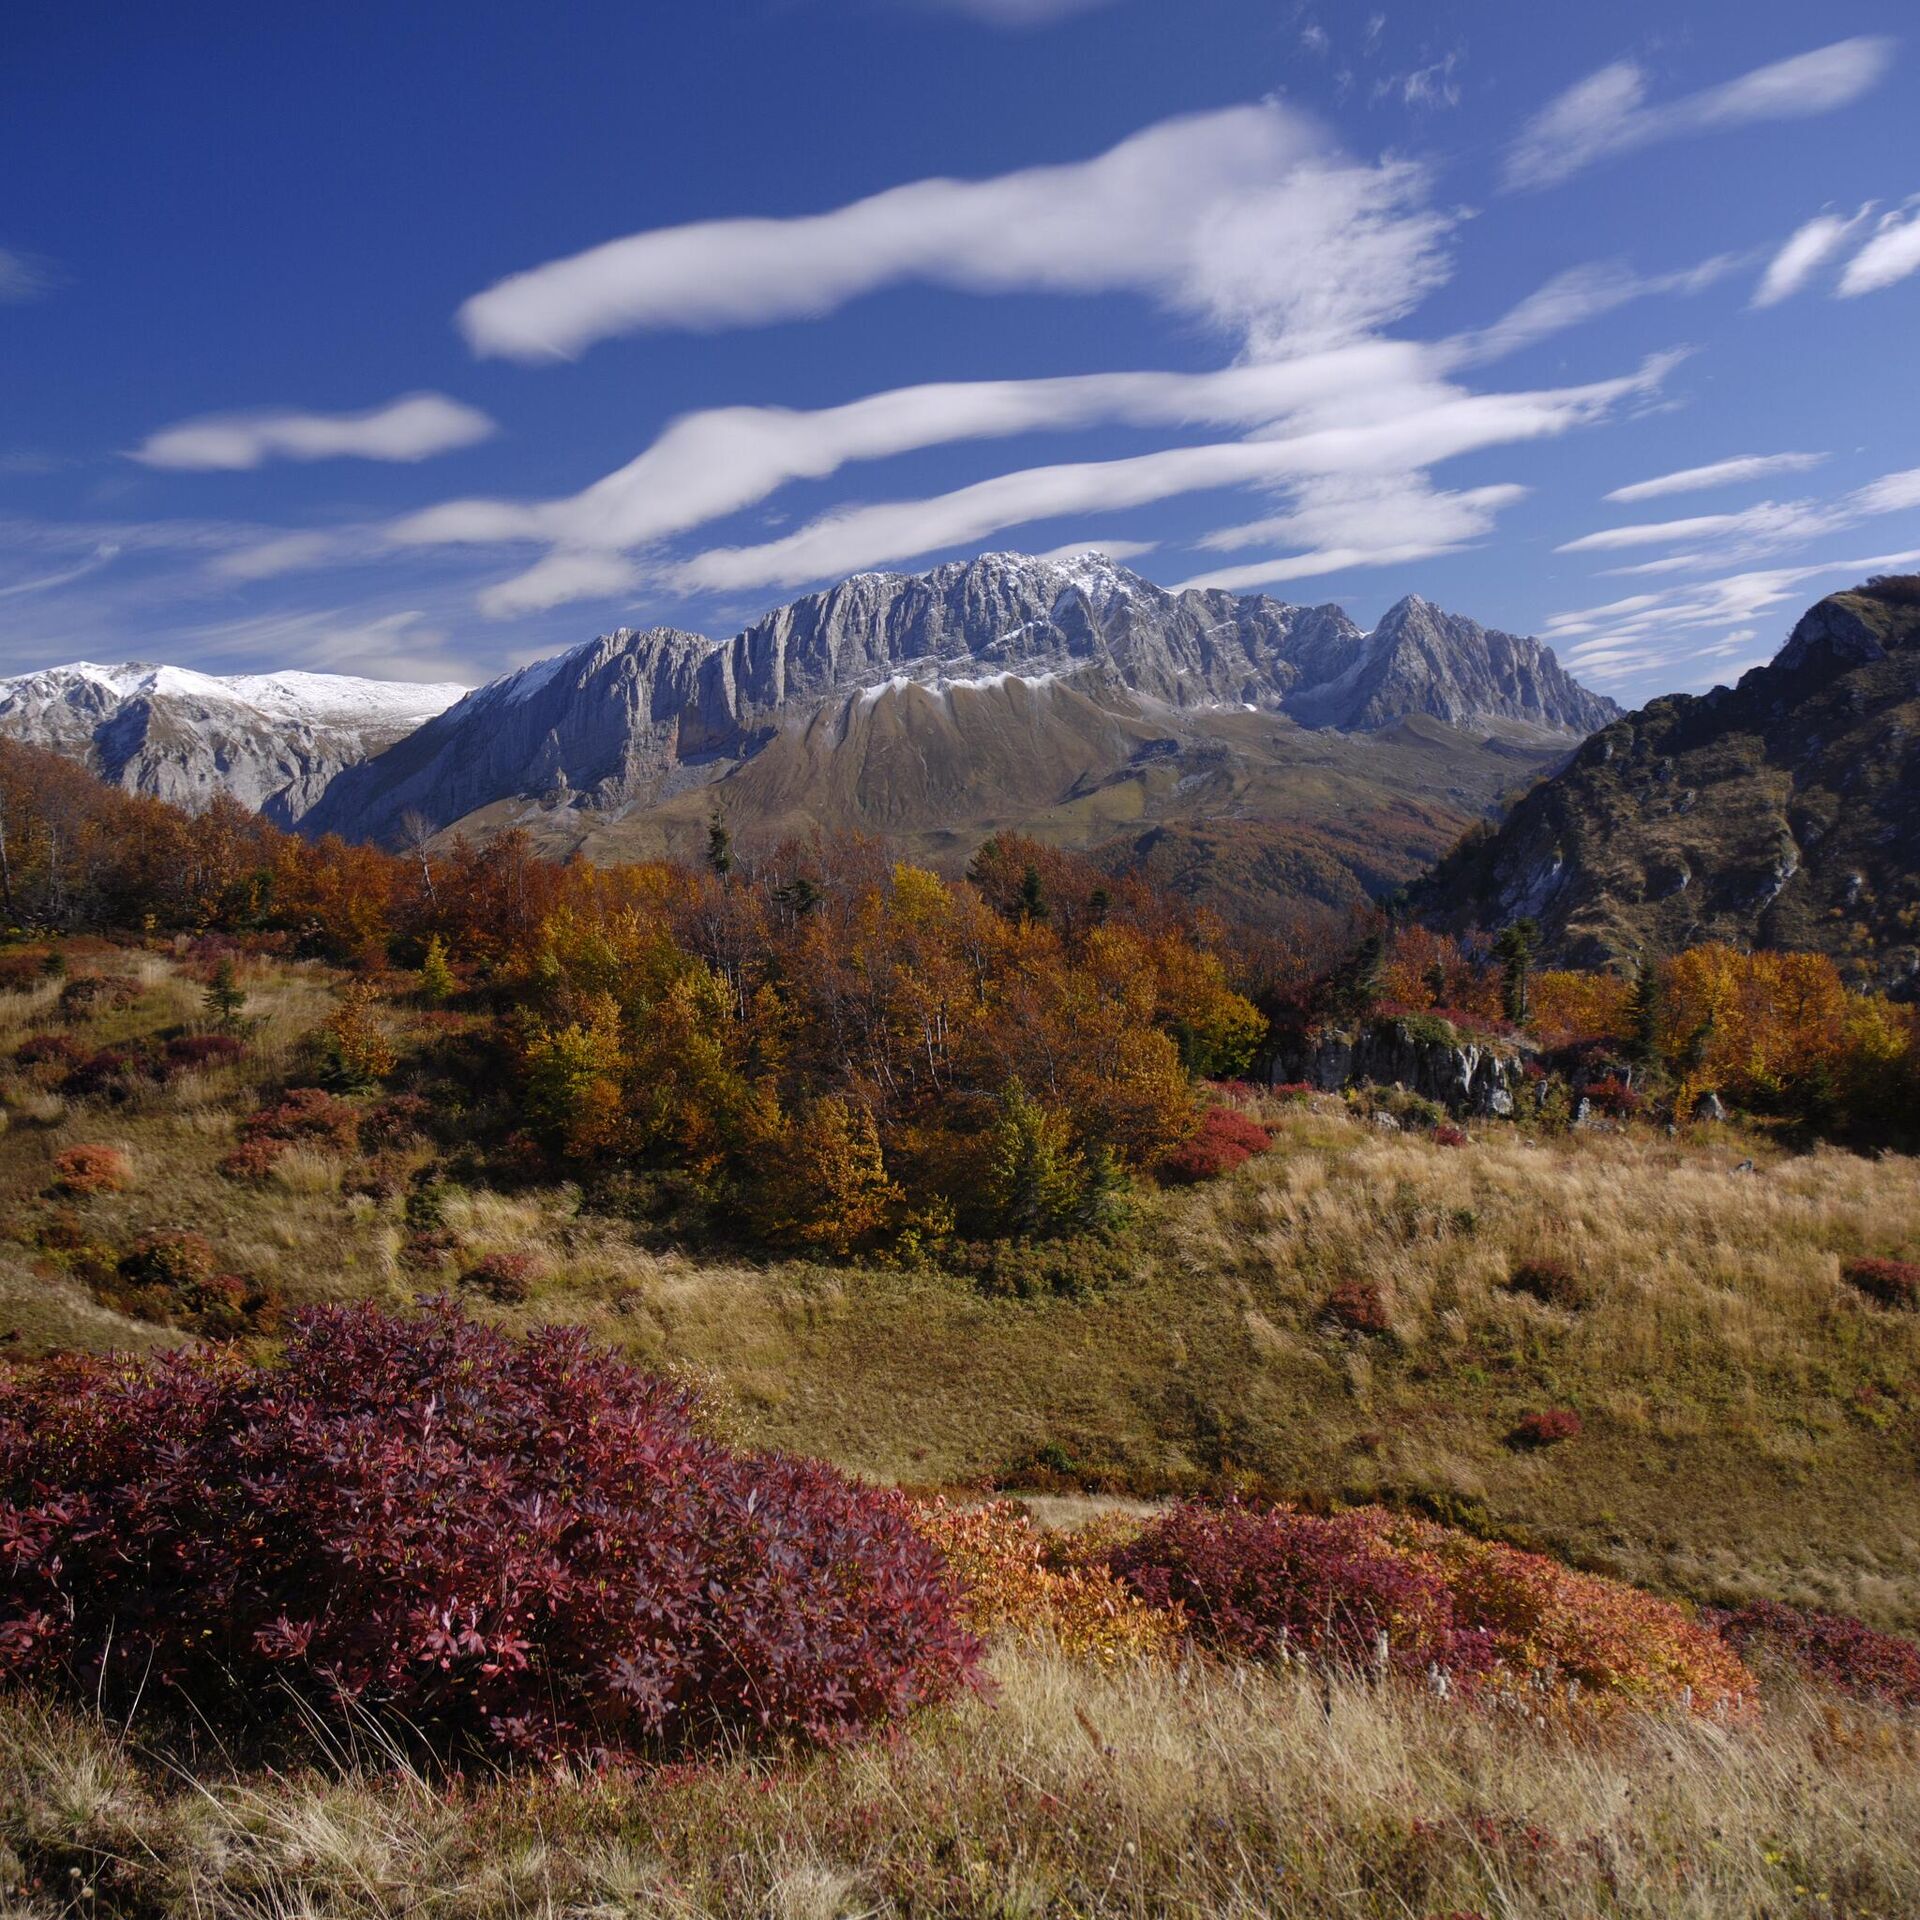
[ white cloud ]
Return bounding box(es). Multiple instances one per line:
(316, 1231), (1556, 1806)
(1377, 49), (1464, 111)
(1177, 474), (1523, 590)
(1503, 38), (1893, 191)
(658, 359), (1669, 597)
(1033, 537), (1158, 564)
(1546, 547), (1920, 688)
(391, 344), (1427, 556)
(1560, 465), (1920, 559)
(1605, 452), (1828, 502)
(0, 247), (53, 303)
(1753, 207), (1874, 305)
(1838, 202), (1920, 297)
(479, 551), (642, 619)
(456, 103), (1454, 363)
(1451, 255), (1735, 364)
(131, 394), (498, 471)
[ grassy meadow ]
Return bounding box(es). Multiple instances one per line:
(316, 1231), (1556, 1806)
(4, 944), (1920, 1917)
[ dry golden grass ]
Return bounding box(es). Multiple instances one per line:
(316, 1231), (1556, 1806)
(3, 1646), (1916, 1918)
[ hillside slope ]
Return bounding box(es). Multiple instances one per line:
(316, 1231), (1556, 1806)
(1422, 579), (1920, 991)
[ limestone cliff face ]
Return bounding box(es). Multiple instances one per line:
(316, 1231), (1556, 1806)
(305, 553), (1612, 848)
(1420, 581), (1920, 995)
(0, 664), (464, 827)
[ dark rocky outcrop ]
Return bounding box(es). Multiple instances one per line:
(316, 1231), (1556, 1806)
(1418, 579), (1920, 995)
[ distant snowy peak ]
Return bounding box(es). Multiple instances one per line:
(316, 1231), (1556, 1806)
(0, 660), (466, 826)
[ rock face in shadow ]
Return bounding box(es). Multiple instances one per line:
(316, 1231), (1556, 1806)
(304, 552), (1614, 851)
(1419, 581), (1920, 995)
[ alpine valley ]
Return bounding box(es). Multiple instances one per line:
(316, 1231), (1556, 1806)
(282, 551), (1606, 924)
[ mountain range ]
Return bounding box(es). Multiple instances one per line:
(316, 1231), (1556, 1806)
(1, 553), (1616, 922)
(0, 663), (464, 828)
(1423, 577), (1920, 995)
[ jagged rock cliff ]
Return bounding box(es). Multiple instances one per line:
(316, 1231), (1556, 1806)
(1420, 579), (1920, 994)
(0, 663), (465, 827)
(305, 553), (1614, 850)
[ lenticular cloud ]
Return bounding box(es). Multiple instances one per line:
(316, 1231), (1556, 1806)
(456, 103), (1453, 363)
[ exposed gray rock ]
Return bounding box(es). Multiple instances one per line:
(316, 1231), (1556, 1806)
(1271, 1017), (1526, 1117)
(305, 553), (1616, 847)
(0, 663), (464, 827)
(1692, 1091), (1728, 1123)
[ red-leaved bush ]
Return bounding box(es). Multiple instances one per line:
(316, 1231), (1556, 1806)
(164, 1032), (247, 1074)
(1433, 1123), (1468, 1148)
(1159, 1105), (1273, 1185)
(1509, 1408), (1583, 1450)
(1325, 1277), (1392, 1335)
(50, 1143), (131, 1195)
(1842, 1256), (1920, 1310)
(1107, 1503), (1752, 1715)
(1109, 1502), (1494, 1681)
(1704, 1601), (1920, 1710)
(0, 1303), (978, 1763)
(462, 1249), (542, 1303)
(221, 1087), (361, 1178)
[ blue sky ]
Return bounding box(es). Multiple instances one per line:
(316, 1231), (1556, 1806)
(3, 0), (1917, 702)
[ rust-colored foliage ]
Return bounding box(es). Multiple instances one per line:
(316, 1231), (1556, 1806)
(1842, 1255), (1919, 1309)
(49, 1144), (130, 1196)
(911, 1499), (1177, 1665)
(1159, 1104), (1273, 1184)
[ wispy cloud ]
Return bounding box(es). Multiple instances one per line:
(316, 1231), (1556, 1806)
(1753, 206), (1875, 305)
(456, 103), (1454, 363)
(655, 358), (1671, 599)
(388, 344), (1428, 593)
(1503, 37), (1893, 191)
(0, 247), (55, 303)
(1839, 202), (1920, 297)
(1451, 255), (1736, 364)
(1544, 547), (1920, 687)
(131, 394), (498, 471)
(1558, 465), (1920, 563)
(1605, 451), (1827, 502)
(1176, 475), (1523, 592)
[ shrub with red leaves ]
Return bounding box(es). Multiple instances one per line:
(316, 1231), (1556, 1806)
(0, 1303), (978, 1763)
(1704, 1600), (1920, 1710)
(1842, 1256), (1920, 1310)
(1108, 1502), (1494, 1681)
(50, 1144), (131, 1196)
(164, 1032), (246, 1074)
(1159, 1105), (1273, 1185)
(361, 1092), (432, 1151)
(461, 1250), (542, 1303)
(1505, 1258), (1591, 1311)
(1432, 1123), (1468, 1148)
(1324, 1277), (1392, 1335)
(14, 1033), (80, 1074)
(0, 953), (46, 994)
(1584, 1075), (1643, 1119)
(1509, 1408), (1582, 1450)
(61, 1043), (164, 1101)
(221, 1087), (362, 1178)
(1269, 1081), (1318, 1102)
